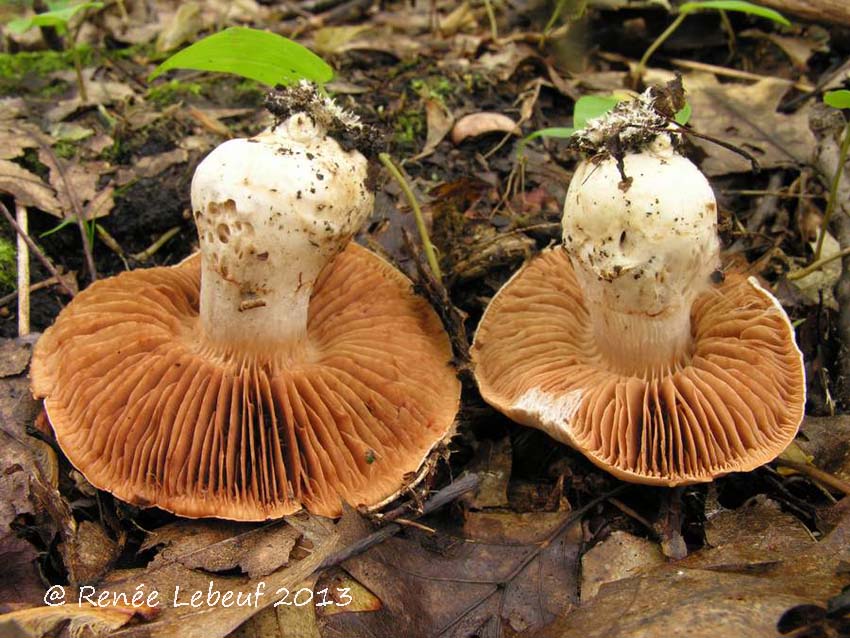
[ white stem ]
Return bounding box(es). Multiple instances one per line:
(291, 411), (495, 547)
(586, 300), (693, 376)
(16, 202), (29, 337)
(191, 112), (373, 350)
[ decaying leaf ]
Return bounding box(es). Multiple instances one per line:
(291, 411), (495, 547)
(0, 160), (62, 214)
(451, 113), (520, 145)
(529, 498), (850, 638)
(413, 98), (454, 160)
(580, 531), (664, 602)
(0, 604), (155, 638)
(320, 508), (582, 637)
(680, 73), (817, 176)
(142, 520), (302, 579)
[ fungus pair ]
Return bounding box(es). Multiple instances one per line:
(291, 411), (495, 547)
(32, 83), (805, 522)
(31, 86), (461, 520)
(472, 84), (805, 484)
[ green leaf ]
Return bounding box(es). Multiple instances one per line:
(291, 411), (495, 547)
(5, 1), (103, 35)
(523, 127), (576, 144)
(149, 27), (334, 87)
(679, 1), (790, 26)
(824, 90), (850, 110)
(675, 102), (692, 124)
(573, 95), (622, 129)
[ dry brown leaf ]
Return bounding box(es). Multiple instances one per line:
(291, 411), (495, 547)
(461, 438), (511, 509)
(0, 124), (40, 160)
(451, 112), (520, 145)
(476, 43), (539, 82)
(46, 71), (135, 122)
(0, 604), (153, 638)
(38, 151), (114, 220)
(312, 25), (373, 58)
(529, 499), (849, 638)
(795, 416), (850, 484)
(439, 2), (477, 36)
(142, 520), (301, 579)
(155, 2), (202, 52)
(740, 28), (829, 71)
(580, 531), (664, 603)
(681, 73), (816, 176)
(319, 508), (581, 637)
(413, 98), (454, 160)
(0, 159), (62, 214)
(116, 149), (189, 186)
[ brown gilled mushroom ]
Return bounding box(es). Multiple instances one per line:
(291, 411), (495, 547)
(31, 87), (461, 520)
(471, 88), (805, 485)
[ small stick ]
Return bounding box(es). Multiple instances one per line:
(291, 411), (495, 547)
(0, 201), (76, 298)
(0, 272), (75, 307)
(787, 245), (850, 281)
(131, 226), (181, 262)
(15, 203), (30, 336)
(315, 474), (479, 571)
(775, 459), (850, 496)
(378, 152), (443, 281)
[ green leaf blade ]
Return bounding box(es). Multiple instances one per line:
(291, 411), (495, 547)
(523, 127), (576, 143)
(5, 1), (103, 34)
(573, 95), (622, 130)
(824, 90), (850, 110)
(148, 27), (334, 87)
(679, 1), (790, 26)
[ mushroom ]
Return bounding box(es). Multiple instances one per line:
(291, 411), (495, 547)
(471, 84), (805, 485)
(31, 86), (461, 520)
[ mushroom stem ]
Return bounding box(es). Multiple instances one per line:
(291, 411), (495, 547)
(585, 301), (693, 375)
(191, 110), (373, 348)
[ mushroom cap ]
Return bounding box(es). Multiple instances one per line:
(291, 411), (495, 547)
(31, 244), (460, 520)
(471, 248), (805, 485)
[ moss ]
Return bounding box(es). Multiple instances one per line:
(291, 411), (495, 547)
(0, 237), (16, 295)
(393, 109), (425, 145)
(410, 76), (456, 103)
(53, 140), (77, 159)
(146, 79), (203, 106)
(0, 46), (93, 94)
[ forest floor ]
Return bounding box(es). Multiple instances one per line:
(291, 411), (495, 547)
(1, 1), (850, 637)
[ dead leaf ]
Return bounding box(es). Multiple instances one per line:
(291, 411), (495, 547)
(155, 2), (203, 52)
(142, 520), (301, 579)
(0, 160), (62, 214)
(0, 605), (154, 638)
(740, 28), (829, 71)
(681, 73), (816, 176)
(312, 25), (373, 58)
(46, 71), (135, 122)
(796, 416), (850, 484)
(319, 509), (582, 637)
(477, 43), (539, 82)
(529, 498), (848, 638)
(116, 149), (190, 186)
(451, 112), (520, 145)
(580, 531), (664, 602)
(0, 124), (40, 161)
(413, 98), (454, 160)
(439, 2), (477, 36)
(461, 438), (511, 509)
(37, 151), (114, 220)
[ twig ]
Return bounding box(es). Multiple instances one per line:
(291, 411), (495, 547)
(635, 14), (687, 81)
(316, 474), (479, 571)
(0, 272), (76, 307)
(15, 203), (30, 336)
(378, 152), (443, 281)
(434, 484), (627, 637)
(131, 226), (181, 262)
(775, 459), (850, 496)
(787, 245), (850, 281)
(815, 122), (850, 261)
(0, 201), (76, 298)
(23, 132), (98, 282)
